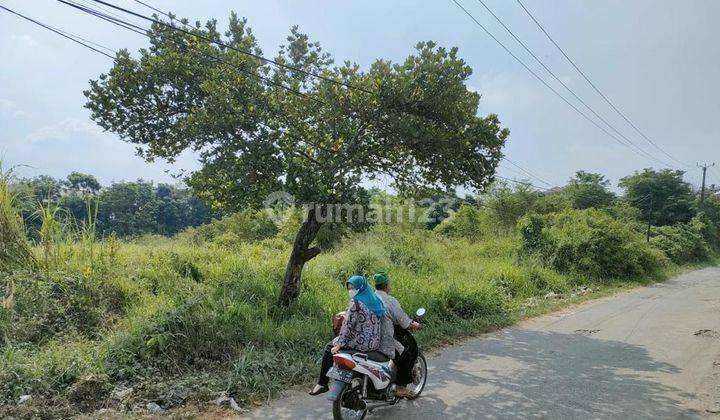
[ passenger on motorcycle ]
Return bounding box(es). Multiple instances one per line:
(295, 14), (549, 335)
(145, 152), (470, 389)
(309, 275), (389, 396)
(373, 272), (422, 399)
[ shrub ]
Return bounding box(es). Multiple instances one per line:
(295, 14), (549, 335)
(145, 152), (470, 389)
(532, 192), (572, 214)
(178, 209), (278, 245)
(377, 226), (437, 272)
(650, 219), (710, 264)
(483, 181), (540, 229)
(0, 271), (129, 346)
(694, 208), (720, 251)
(431, 284), (510, 321)
(1, 197), (699, 417)
(434, 204), (493, 240)
(519, 209), (668, 279)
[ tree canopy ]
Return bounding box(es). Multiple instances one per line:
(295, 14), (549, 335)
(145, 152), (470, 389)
(564, 170), (615, 210)
(619, 168), (695, 226)
(11, 175), (214, 238)
(84, 16), (509, 304)
(65, 172), (101, 195)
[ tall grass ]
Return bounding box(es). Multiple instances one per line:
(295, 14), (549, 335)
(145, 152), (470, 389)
(0, 165), (35, 272)
(0, 196), (713, 418)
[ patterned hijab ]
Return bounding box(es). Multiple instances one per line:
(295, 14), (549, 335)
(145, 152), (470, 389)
(347, 275), (385, 318)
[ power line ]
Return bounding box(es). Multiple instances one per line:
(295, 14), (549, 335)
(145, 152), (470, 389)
(131, 0), (165, 17)
(514, 0), (690, 168)
(495, 175), (551, 191)
(77, 0), (145, 28)
(501, 157), (554, 187)
(473, 0), (674, 168)
(449, 0), (671, 167)
(68, 0), (558, 186)
(94, 0), (676, 180)
(11, 1), (342, 174)
(57, 0), (150, 36)
(85, 0), (375, 95)
(57, 0), (325, 106)
(0, 4), (116, 59)
(30, 0), (550, 194)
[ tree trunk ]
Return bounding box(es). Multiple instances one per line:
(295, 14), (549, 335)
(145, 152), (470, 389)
(278, 207), (324, 306)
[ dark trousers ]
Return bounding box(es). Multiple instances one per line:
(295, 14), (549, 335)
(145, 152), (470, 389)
(394, 325), (418, 387)
(318, 342), (334, 387)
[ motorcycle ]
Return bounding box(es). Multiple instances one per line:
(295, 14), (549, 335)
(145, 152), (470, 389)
(326, 308), (428, 420)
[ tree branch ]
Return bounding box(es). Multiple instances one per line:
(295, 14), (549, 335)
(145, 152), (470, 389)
(303, 246), (322, 262)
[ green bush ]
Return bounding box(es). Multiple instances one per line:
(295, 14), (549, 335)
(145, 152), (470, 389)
(694, 208), (720, 250)
(432, 284), (510, 321)
(434, 204), (493, 240)
(1, 198), (707, 416)
(651, 219), (710, 264)
(483, 182), (540, 229)
(178, 209), (278, 245)
(0, 271), (129, 346)
(519, 209), (668, 279)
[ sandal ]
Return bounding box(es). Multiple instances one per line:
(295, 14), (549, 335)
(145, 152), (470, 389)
(395, 387), (416, 399)
(308, 385), (329, 396)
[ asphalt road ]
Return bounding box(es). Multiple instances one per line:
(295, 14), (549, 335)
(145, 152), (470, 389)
(244, 267), (720, 419)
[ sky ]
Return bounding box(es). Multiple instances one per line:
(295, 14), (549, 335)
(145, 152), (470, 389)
(1, 0), (719, 192)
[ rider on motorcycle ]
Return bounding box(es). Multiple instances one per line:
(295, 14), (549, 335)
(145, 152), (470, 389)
(309, 275), (387, 396)
(373, 272), (422, 399)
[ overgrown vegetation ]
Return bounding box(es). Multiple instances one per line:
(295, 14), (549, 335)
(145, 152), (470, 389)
(1, 166), (719, 418)
(0, 166), (35, 273)
(11, 173), (216, 239)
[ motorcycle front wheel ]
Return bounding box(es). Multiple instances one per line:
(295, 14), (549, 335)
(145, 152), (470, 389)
(332, 379), (367, 420)
(406, 352), (427, 400)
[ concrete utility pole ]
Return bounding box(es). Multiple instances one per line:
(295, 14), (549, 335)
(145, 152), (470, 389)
(698, 162), (716, 203)
(646, 195), (653, 243)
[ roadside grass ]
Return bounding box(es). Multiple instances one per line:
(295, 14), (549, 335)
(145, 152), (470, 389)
(0, 191), (717, 418)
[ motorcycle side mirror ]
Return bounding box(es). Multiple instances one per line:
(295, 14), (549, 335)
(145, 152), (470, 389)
(415, 307), (426, 318)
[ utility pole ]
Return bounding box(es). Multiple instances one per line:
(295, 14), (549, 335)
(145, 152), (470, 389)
(698, 162), (716, 203)
(646, 195), (653, 243)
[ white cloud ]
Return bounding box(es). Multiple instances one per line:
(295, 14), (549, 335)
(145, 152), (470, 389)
(10, 34), (39, 48)
(26, 118), (105, 142)
(0, 99), (17, 113)
(3, 117), (200, 185)
(0, 99), (29, 119)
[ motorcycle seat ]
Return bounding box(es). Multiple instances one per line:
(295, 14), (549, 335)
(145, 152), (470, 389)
(344, 350), (390, 363)
(366, 351), (390, 363)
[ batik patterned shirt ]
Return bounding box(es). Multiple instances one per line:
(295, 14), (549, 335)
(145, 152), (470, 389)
(334, 299), (382, 352)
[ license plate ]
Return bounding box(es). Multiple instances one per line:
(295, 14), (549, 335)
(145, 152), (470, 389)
(327, 366), (353, 383)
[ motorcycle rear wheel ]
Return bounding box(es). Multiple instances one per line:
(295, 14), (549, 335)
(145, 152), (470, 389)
(332, 381), (367, 420)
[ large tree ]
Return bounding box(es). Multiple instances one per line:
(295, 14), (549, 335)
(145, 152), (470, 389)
(619, 168), (695, 226)
(97, 180), (159, 236)
(84, 16), (508, 304)
(564, 170), (615, 210)
(64, 172), (101, 195)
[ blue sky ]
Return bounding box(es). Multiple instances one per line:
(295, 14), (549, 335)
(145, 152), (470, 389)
(1, 0), (718, 191)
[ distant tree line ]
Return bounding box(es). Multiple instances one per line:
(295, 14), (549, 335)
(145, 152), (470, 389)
(9, 167), (718, 244)
(10, 172), (217, 238)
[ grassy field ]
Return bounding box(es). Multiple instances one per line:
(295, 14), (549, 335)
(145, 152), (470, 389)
(1, 172), (717, 417)
(1, 219), (707, 418)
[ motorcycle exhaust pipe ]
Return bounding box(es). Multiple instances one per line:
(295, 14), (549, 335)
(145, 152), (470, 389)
(367, 400), (396, 412)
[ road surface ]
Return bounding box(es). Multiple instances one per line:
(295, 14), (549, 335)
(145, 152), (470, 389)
(245, 267), (720, 419)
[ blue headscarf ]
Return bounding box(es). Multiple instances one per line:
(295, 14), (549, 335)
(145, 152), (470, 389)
(347, 275), (385, 318)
